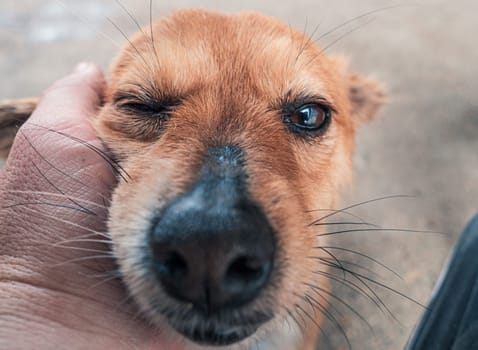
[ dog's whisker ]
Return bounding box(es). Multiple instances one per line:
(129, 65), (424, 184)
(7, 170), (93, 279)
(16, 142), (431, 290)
(297, 291), (346, 344)
(281, 306), (295, 334)
(23, 122), (131, 182)
(309, 194), (413, 225)
(339, 267), (399, 320)
(322, 266), (403, 325)
(30, 158), (98, 216)
(21, 207), (110, 238)
(53, 0), (151, 67)
(315, 256), (390, 280)
(1, 201), (96, 215)
(105, 16), (152, 72)
(297, 15), (309, 59)
(53, 238), (112, 246)
(0, 190), (109, 209)
(300, 292), (320, 319)
(114, 0), (143, 32)
(86, 273), (123, 291)
(295, 20), (322, 64)
(310, 255), (373, 278)
(78, 271), (121, 284)
(51, 254), (115, 268)
(35, 123), (128, 180)
(316, 245), (403, 279)
(0, 190), (108, 210)
(314, 221), (378, 227)
(17, 129), (112, 206)
(307, 208), (368, 224)
(20, 124), (123, 182)
(286, 308), (305, 333)
(317, 227), (446, 237)
(314, 4), (412, 45)
(51, 0), (159, 102)
(25, 141), (89, 211)
(113, 0), (161, 78)
(316, 21), (377, 69)
(295, 16), (310, 64)
(56, 232), (110, 241)
(314, 246), (346, 279)
(304, 282), (375, 334)
(296, 301), (328, 337)
(311, 269), (387, 315)
(52, 244), (112, 255)
(148, 0), (161, 73)
(302, 5), (415, 70)
(300, 292), (352, 350)
(335, 265), (427, 310)
(295, 302), (333, 348)
(305, 19), (376, 69)
(306, 289), (344, 319)
(53, 0), (123, 49)
(320, 258), (401, 320)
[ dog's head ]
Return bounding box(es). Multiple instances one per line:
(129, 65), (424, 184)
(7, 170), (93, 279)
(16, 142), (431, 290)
(94, 9), (383, 347)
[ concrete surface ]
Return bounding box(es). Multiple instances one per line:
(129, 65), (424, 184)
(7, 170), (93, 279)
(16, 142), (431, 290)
(1, 0), (477, 349)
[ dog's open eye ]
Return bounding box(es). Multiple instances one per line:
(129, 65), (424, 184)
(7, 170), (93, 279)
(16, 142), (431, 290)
(284, 104), (331, 133)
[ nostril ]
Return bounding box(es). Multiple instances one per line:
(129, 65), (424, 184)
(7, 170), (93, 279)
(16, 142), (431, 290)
(153, 245), (188, 281)
(225, 255), (270, 287)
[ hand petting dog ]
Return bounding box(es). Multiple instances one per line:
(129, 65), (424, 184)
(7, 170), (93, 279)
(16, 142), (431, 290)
(0, 64), (185, 350)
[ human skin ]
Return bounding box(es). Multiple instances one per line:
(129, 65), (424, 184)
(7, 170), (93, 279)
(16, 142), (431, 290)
(0, 64), (181, 350)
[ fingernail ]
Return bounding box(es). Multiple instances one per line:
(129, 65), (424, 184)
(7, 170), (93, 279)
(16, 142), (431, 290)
(74, 62), (93, 74)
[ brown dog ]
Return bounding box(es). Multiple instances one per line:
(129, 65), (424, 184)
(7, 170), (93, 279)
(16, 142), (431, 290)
(0, 9), (384, 349)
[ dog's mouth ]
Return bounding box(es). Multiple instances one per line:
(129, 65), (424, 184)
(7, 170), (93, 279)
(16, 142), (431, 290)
(161, 305), (274, 346)
(173, 322), (258, 346)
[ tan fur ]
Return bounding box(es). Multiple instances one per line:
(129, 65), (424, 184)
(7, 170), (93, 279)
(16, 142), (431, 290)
(0, 10), (383, 349)
(0, 97), (39, 158)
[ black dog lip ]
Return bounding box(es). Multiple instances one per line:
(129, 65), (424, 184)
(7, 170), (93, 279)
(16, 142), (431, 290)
(174, 323), (258, 346)
(164, 304), (274, 346)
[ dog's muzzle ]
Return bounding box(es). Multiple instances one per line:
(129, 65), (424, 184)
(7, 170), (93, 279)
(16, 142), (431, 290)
(149, 145), (276, 345)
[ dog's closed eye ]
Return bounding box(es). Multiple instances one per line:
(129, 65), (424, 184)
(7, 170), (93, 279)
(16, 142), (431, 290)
(115, 94), (179, 117)
(108, 92), (185, 141)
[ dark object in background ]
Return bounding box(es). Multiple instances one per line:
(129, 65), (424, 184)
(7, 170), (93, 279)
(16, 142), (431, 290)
(406, 213), (478, 350)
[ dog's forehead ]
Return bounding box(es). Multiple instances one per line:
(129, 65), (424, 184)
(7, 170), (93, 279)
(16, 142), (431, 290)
(112, 10), (340, 102)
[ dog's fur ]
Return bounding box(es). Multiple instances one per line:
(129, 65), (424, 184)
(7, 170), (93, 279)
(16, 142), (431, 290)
(0, 10), (384, 349)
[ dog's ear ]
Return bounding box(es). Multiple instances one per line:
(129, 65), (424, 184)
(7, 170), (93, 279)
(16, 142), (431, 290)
(332, 56), (385, 123)
(348, 72), (385, 123)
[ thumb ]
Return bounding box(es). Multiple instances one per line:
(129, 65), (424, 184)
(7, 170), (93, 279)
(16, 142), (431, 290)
(2, 63), (115, 205)
(28, 62), (105, 136)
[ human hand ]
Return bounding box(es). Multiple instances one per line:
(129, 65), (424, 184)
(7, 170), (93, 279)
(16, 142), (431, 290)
(0, 64), (179, 350)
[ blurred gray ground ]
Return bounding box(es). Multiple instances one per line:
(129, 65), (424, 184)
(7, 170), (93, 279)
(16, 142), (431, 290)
(1, 0), (477, 349)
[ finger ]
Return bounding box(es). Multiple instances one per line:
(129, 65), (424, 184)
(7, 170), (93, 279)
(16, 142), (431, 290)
(3, 63), (115, 197)
(28, 62), (105, 133)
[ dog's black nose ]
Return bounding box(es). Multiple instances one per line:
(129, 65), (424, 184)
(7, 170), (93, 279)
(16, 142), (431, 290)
(150, 145), (275, 315)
